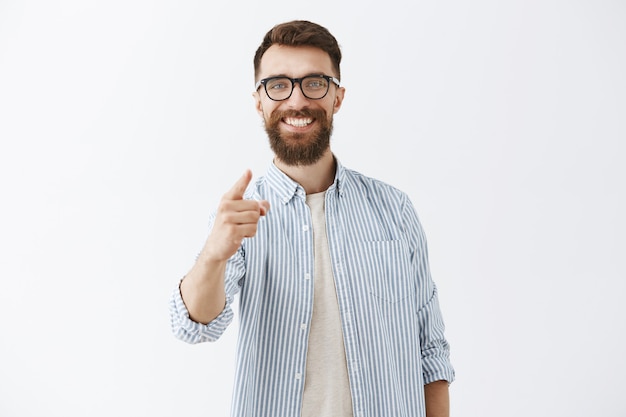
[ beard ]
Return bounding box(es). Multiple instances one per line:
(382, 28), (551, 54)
(264, 108), (333, 166)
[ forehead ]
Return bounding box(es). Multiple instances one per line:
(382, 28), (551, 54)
(258, 45), (334, 79)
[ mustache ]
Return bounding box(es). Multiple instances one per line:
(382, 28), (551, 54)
(268, 108), (327, 124)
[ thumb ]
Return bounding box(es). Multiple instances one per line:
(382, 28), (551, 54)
(258, 200), (270, 216)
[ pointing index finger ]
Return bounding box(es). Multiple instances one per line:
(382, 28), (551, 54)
(223, 169), (253, 200)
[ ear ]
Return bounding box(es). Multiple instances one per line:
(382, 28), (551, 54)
(332, 86), (346, 114)
(253, 91), (264, 118)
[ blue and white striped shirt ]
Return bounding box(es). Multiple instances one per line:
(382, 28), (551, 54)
(170, 160), (454, 417)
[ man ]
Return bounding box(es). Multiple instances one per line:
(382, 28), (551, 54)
(170, 20), (454, 417)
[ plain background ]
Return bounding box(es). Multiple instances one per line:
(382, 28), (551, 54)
(1, 1), (625, 416)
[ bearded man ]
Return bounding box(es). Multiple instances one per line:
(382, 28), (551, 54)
(170, 20), (455, 417)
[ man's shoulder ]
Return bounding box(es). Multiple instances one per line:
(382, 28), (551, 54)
(342, 167), (407, 199)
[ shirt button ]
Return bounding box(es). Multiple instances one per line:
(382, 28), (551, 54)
(300, 323), (307, 330)
(304, 273), (311, 280)
(295, 373), (302, 380)
(303, 225), (309, 232)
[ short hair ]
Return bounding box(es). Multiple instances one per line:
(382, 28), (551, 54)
(253, 20), (342, 82)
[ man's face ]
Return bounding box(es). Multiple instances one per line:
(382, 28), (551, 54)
(254, 45), (345, 166)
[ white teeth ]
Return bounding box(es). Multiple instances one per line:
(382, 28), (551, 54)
(284, 117), (313, 127)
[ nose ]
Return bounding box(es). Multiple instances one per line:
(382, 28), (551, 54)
(285, 81), (311, 107)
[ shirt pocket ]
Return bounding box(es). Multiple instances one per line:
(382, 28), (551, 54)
(360, 239), (414, 303)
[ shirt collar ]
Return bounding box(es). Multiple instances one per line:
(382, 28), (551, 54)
(265, 156), (347, 205)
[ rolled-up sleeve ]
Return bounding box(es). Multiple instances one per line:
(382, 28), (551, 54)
(416, 285), (455, 384)
(169, 236), (246, 344)
(169, 281), (236, 344)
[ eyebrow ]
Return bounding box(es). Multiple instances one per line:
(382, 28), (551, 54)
(262, 73), (329, 79)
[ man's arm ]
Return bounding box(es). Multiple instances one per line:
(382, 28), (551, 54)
(399, 196), (454, 414)
(180, 170), (269, 324)
(424, 380), (450, 417)
(180, 254), (228, 324)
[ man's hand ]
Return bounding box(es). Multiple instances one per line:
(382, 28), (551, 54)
(181, 170), (270, 324)
(202, 170), (270, 262)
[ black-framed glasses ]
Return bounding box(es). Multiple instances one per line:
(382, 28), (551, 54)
(255, 74), (340, 101)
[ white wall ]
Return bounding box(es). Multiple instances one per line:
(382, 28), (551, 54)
(1, 1), (624, 416)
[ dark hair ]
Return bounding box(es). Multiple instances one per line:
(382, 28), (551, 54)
(253, 20), (342, 81)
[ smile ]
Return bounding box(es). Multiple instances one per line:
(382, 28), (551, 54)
(283, 117), (313, 127)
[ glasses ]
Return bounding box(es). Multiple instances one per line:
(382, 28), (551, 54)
(255, 74), (340, 101)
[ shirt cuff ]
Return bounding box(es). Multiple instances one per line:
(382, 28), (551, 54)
(422, 349), (455, 385)
(169, 280), (234, 344)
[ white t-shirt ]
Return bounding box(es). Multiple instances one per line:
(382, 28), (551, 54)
(301, 191), (353, 417)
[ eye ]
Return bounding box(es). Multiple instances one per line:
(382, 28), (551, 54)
(266, 79), (290, 90)
(304, 78), (327, 89)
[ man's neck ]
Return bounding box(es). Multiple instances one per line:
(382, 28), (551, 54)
(274, 149), (336, 194)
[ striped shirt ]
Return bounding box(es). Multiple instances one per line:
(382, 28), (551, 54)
(170, 160), (455, 417)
